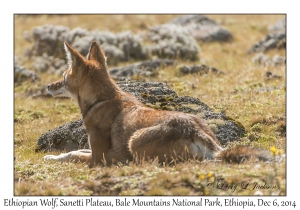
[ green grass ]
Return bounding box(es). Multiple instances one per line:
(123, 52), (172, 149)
(14, 14), (286, 196)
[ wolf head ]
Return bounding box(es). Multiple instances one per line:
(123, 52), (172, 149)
(47, 41), (109, 101)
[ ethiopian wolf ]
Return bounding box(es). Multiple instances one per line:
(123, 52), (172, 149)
(44, 41), (272, 167)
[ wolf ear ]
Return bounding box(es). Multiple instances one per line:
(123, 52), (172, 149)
(87, 41), (107, 67)
(64, 42), (85, 69)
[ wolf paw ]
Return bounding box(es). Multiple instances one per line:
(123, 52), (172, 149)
(44, 155), (59, 161)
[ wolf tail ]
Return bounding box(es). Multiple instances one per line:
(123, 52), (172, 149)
(216, 145), (277, 163)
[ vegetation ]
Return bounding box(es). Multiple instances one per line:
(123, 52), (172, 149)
(14, 14), (286, 195)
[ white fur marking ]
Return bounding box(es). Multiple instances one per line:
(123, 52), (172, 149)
(88, 135), (91, 149)
(189, 141), (214, 160)
(64, 43), (72, 69)
(44, 150), (91, 162)
(44, 153), (70, 162)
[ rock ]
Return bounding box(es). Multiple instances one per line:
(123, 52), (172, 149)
(252, 53), (272, 65)
(268, 18), (286, 33)
(35, 119), (88, 152)
(265, 71), (282, 80)
(36, 80), (245, 152)
(25, 25), (147, 65)
(109, 59), (225, 82)
(178, 64), (225, 75)
(71, 30), (147, 64)
(31, 54), (68, 75)
(144, 24), (200, 61)
(109, 59), (175, 79)
(134, 15), (233, 61)
(30, 86), (52, 98)
(272, 55), (286, 65)
(248, 32), (285, 54)
(30, 25), (70, 57)
(31, 56), (51, 73)
(247, 85), (285, 94)
(167, 15), (233, 42)
(24, 24), (201, 73)
(248, 18), (286, 54)
(252, 53), (286, 66)
(14, 64), (39, 83)
(252, 53), (267, 63)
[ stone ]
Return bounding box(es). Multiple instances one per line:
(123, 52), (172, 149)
(248, 18), (286, 53)
(144, 24), (200, 61)
(252, 53), (286, 66)
(109, 59), (174, 79)
(25, 25), (147, 65)
(167, 15), (233, 42)
(178, 64), (225, 75)
(14, 64), (39, 83)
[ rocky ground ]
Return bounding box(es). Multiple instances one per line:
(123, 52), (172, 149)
(18, 15), (234, 78)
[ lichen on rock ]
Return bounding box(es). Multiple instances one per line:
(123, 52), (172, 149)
(14, 63), (39, 83)
(143, 24), (201, 61)
(25, 25), (147, 65)
(248, 18), (286, 54)
(252, 53), (285, 66)
(167, 15), (234, 42)
(109, 59), (175, 79)
(178, 64), (225, 75)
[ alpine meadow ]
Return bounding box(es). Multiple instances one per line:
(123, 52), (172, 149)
(14, 14), (286, 196)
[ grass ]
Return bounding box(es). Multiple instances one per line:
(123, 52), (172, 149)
(14, 14), (286, 196)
